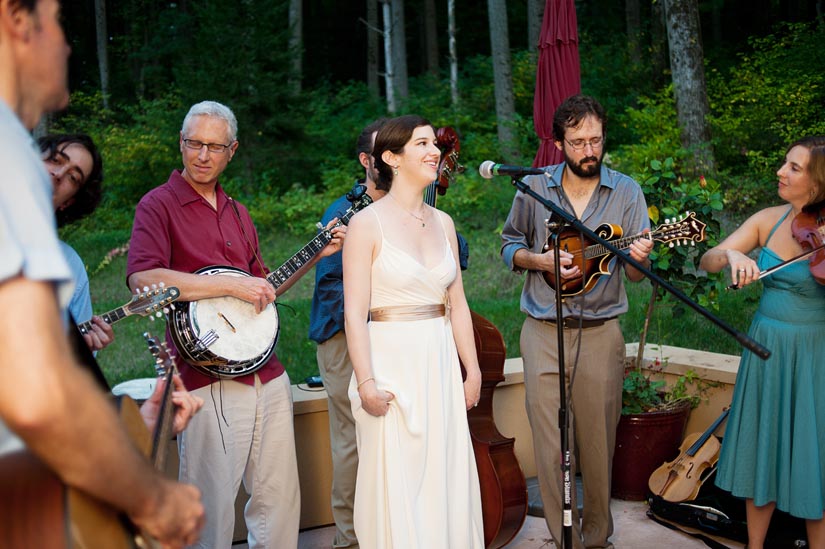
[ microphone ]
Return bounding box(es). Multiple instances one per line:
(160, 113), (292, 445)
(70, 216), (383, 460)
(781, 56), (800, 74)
(478, 161), (548, 179)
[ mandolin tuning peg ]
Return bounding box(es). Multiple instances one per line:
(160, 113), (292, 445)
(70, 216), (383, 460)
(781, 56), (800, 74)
(159, 281), (165, 288)
(149, 315), (155, 321)
(669, 242), (675, 248)
(155, 311), (163, 318)
(143, 286), (149, 292)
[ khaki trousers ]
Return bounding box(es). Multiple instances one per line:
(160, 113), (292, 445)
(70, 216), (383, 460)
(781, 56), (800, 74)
(179, 373), (300, 549)
(520, 316), (624, 549)
(317, 331), (359, 548)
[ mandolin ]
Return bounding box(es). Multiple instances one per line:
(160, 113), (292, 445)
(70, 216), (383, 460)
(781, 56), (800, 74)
(76, 284), (180, 337)
(543, 211), (707, 297)
(648, 408), (730, 502)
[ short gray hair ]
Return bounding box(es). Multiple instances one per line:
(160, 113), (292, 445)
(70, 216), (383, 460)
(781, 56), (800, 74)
(181, 101), (238, 141)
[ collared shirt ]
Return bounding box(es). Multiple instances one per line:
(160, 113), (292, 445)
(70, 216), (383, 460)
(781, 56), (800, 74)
(308, 187), (357, 344)
(61, 240), (92, 324)
(126, 170), (285, 391)
(500, 162), (649, 321)
(0, 99), (73, 453)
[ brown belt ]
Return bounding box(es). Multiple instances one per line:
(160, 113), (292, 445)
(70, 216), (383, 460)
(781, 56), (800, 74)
(370, 304), (446, 322)
(542, 316), (616, 329)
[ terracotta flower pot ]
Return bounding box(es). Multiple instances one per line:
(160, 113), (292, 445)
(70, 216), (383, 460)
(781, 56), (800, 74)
(611, 401), (691, 500)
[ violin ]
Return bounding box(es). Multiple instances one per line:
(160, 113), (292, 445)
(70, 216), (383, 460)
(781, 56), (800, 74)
(791, 204), (825, 284)
(648, 408), (729, 502)
(432, 128), (527, 548)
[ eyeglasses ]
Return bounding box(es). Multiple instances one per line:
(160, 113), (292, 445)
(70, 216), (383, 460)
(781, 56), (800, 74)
(564, 136), (605, 151)
(183, 139), (233, 154)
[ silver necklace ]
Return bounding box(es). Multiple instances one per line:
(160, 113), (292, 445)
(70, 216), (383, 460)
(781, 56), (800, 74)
(388, 193), (426, 227)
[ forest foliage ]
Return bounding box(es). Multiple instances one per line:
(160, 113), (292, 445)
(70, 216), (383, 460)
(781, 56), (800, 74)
(54, 1), (825, 382)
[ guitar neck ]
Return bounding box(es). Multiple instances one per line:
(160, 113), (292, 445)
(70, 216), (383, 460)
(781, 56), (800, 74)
(151, 369), (176, 471)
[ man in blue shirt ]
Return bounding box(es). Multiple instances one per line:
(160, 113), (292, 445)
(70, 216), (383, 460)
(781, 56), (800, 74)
(309, 118), (387, 549)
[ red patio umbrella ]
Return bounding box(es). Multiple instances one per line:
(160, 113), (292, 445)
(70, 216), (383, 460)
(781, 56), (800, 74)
(533, 0), (581, 167)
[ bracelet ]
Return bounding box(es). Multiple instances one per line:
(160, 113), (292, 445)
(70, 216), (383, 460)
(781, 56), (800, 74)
(357, 377), (375, 390)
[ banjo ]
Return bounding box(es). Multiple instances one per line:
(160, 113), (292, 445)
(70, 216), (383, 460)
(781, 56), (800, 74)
(170, 184), (372, 378)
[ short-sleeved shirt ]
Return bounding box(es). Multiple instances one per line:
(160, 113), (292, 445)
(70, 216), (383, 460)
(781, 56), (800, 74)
(308, 190), (353, 344)
(500, 162), (649, 321)
(0, 100), (73, 453)
(61, 241), (93, 324)
(126, 170), (285, 391)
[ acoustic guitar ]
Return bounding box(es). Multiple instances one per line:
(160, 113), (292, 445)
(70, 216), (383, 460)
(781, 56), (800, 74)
(0, 335), (178, 548)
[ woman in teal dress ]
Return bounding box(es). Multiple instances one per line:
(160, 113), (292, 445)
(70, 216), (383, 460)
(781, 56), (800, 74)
(700, 135), (825, 548)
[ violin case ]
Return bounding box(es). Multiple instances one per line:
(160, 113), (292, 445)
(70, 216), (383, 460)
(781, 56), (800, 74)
(646, 469), (808, 548)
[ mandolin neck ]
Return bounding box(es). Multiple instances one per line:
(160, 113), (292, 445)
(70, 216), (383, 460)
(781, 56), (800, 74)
(584, 231), (651, 260)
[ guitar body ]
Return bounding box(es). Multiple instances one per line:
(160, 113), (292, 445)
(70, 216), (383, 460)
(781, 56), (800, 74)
(0, 397), (155, 549)
(170, 266), (279, 378)
(543, 223), (623, 297)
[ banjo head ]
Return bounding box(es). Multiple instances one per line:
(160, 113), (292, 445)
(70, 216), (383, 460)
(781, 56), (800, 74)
(190, 296), (279, 363)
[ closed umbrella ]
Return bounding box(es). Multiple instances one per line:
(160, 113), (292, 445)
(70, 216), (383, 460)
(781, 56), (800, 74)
(533, 0), (581, 167)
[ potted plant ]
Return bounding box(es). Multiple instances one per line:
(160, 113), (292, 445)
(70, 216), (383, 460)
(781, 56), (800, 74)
(609, 157), (725, 500)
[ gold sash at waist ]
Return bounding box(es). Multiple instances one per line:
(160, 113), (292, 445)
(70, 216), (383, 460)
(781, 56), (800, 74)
(369, 304), (446, 322)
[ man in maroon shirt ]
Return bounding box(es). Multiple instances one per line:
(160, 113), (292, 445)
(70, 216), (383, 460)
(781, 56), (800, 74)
(127, 100), (344, 548)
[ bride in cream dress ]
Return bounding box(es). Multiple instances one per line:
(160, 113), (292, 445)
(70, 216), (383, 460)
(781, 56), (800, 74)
(343, 115), (484, 549)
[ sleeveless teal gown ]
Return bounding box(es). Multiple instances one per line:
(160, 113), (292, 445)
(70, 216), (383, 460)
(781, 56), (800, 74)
(716, 210), (825, 519)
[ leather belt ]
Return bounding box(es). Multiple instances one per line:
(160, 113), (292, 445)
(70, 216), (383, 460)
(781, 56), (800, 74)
(370, 304), (446, 322)
(542, 316), (616, 329)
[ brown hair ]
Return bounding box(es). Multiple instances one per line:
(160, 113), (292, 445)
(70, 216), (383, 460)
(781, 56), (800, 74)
(552, 94), (607, 142)
(371, 114), (432, 191)
(792, 136), (825, 211)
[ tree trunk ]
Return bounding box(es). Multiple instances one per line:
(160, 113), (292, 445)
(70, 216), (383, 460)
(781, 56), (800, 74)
(448, 0), (459, 106)
(94, 0), (110, 110)
(381, 0), (397, 113)
(487, 0), (518, 160)
(663, 0), (716, 175)
(423, 0), (438, 74)
(650, 0), (668, 85)
(626, 0), (641, 66)
(391, 0), (409, 99)
(527, 0), (543, 52)
(288, 0), (302, 95)
(367, 0), (380, 97)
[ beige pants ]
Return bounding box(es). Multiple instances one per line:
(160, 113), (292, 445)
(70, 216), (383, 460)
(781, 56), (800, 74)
(317, 331), (359, 548)
(178, 373), (300, 549)
(520, 316), (625, 549)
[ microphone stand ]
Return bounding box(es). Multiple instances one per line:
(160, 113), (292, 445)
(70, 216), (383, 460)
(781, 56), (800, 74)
(507, 175), (770, 549)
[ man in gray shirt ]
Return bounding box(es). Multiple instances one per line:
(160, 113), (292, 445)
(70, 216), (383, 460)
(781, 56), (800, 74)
(501, 94), (653, 549)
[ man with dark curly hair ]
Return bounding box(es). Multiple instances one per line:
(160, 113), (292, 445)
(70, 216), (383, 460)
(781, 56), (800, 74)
(38, 133), (113, 351)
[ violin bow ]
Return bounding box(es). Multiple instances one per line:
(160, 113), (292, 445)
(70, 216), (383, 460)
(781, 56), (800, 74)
(727, 242), (825, 290)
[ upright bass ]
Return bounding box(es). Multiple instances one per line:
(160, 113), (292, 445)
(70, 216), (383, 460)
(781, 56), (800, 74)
(433, 127), (528, 548)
